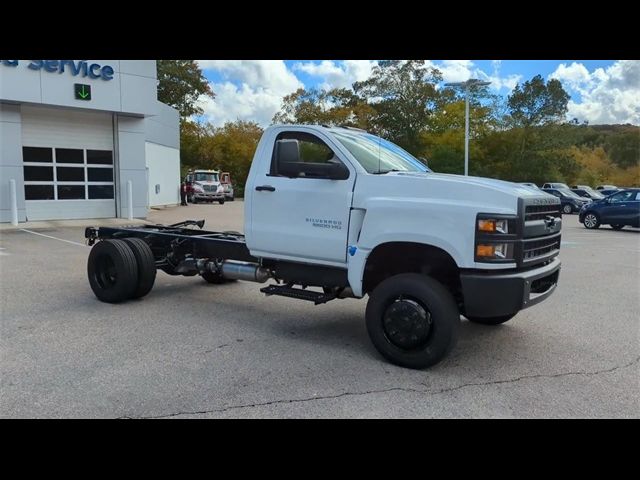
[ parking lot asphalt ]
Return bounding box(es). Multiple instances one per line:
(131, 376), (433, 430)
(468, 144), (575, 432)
(1, 201), (638, 418)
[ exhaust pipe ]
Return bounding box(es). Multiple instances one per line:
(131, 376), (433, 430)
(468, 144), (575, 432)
(220, 261), (270, 283)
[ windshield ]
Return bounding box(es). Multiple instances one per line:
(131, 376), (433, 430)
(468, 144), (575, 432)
(583, 187), (604, 199)
(332, 129), (430, 174)
(558, 188), (584, 199)
(194, 173), (219, 182)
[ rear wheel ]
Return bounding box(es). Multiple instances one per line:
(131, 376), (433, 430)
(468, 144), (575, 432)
(583, 213), (600, 229)
(219, 199), (225, 205)
(87, 239), (138, 303)
(562, 204), (572, 214)
(611, 224), (624, 230)
(465, 313), (516, 325)
(365, 273), (460, 369)
(123, 238), (156, 299)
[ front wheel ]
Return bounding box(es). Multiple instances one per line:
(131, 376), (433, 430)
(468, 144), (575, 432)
(563, 204), (573, 214)
(583, 212), (600, 229)
(611, 224), (624, 230)
(465, 313), (516, 325)
(365, 273), (460, 369)
(218, 199), (225, 205)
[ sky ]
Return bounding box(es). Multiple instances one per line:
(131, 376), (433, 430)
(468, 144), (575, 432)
(196, 60), (640, 127)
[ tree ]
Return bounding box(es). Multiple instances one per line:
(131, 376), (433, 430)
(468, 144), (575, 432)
(272, 88), (375, 129)
(506, 75), (570, 170)
(507, 75), (569, 128)
(157, 60), (214, 119)
(353, 60), (442, 153)
(200, 121), (263, 197)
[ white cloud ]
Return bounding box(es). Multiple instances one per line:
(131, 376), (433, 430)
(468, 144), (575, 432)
(550, 60), (640, 124)
(549, 62), (591, 90)
(293, 60), (376, 90)
(437, 60), (474, 83)
(196, 60), (303, 127)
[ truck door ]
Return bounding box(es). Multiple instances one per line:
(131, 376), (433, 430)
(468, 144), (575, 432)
(249, 130), (356, 266)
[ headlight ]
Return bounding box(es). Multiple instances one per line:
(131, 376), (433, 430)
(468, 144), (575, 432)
(477, 218), (509, 234)
(475, 214), (517, 263)
(476, 243), (514, 260)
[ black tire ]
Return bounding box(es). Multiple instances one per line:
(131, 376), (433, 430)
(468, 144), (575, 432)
(87, 239), (138, 303)
(219, 199), (225, 205)
(583, 212), (600, 229)
(365, 273), (460, 369)
(611, 224), (624, 230)
(562, 204), (573, 214)
(123, 238), (157, 299)
(465, 313), (516, 325)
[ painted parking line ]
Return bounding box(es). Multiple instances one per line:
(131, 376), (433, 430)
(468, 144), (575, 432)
(560, 241), (579, 247)
(0, 247), (8, 256)
(19, 229), (88, 248)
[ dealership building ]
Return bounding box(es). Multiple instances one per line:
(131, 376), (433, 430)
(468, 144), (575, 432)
(0, 60), (180, 223)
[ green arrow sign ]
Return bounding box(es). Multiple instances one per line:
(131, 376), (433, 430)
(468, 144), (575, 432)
(74, 83), (91, 101)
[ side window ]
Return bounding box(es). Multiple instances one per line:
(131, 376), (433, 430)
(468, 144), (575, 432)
(272, 132), (336, 166)
(609, 191), (634, 203)
(636, 192), (640, 201)
(270, 131), (348, 180)
(548, 190), (560, 198)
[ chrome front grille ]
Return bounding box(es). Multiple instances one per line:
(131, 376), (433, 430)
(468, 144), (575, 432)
(522, 233), (561, 263)
(525, 204), (562, 221)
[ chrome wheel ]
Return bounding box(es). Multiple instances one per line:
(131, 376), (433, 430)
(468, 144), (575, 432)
(563, 204), (572, 214)
(584, 213), (599, 229)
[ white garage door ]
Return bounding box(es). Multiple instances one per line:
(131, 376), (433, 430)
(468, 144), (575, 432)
(21, 105), (116, 221)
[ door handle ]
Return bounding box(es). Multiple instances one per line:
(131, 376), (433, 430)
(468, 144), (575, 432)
(255, 185), (276, 192)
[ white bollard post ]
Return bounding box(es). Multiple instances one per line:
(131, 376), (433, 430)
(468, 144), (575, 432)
(9, 179), (19, 226)
(127, 180), (133, 220)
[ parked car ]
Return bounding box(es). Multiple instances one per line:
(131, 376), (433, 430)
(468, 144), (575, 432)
(579, 188), (640, 230)
(595, 184), (618, 191)
(542, 182), (570, 189)
(542, 187), (591, 214)
(571, 185), (605, 200)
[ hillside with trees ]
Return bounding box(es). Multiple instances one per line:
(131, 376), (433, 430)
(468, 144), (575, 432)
(160, 61), (639, 196)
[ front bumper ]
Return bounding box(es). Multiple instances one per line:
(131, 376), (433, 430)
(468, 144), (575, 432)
(460, 257), (561, 318)
(193, 192), (224, 201)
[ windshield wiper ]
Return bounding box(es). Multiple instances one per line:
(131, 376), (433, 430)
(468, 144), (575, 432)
(371, 169), (401, 175)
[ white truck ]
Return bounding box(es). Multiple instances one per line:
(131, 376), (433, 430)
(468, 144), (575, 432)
(185, 169), (226, 204)
(85, 125), (562, 369)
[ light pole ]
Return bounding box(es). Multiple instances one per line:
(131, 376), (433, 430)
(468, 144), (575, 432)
(444, 78), (491, 176)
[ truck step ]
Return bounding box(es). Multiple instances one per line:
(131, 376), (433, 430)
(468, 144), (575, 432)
(260, 284), (336, 305)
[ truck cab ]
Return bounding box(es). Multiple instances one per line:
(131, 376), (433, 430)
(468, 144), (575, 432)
(242, 125), (562, 366)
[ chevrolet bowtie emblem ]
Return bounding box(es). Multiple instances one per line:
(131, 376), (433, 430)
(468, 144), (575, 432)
(544, 215), (556, 228)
